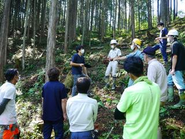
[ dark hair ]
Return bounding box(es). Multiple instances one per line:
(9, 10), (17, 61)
(123, 57), (143, 77)
(47, 67), (60, 81)
(5, 69), (18, 82)
(76, 45), (83, 53)
(76, 77), (90, 93)
(157, 22), (164, 27)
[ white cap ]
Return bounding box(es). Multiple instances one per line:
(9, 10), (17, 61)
(168, 29), (179, 36)
(110, 40), (117, 44)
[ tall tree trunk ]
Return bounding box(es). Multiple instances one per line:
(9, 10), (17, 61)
(117, 0), (121, 33)
(157, 0), (160, 23)
(160, 0), (167, 26)
(45, 0), (58, 82)
(33, 0), (36, 56)
(147, 0), (152, 29)
(101, 0), (105, 42)
(138, 0), (141, 31)
(169, 0), (172, 23)
(130, 0), (135, 39)
(173, 0), (175, 20)
(124, 0), (127, 30)
(113, 0), (117, 39)
(22, 0), (30, 70)
(39, 0), (46, 43)
(0, 0), (11, 82)
(64, 0), (69, 53)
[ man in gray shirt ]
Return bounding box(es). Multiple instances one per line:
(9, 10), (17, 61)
(143, 46), (168, 104)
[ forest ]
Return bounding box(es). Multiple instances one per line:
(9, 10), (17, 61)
(0, 0), (185, 138)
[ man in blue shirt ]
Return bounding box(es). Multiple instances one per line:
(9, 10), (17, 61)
(70, 45), (89, 96)
(42, 67), (67, 139)
(153, 22), (168, 64)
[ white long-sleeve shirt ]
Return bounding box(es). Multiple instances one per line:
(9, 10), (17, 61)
(67, 93), (98, 132)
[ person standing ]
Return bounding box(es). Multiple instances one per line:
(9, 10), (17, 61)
(143, 46), (168, 104)
(0, 69), (20, 139)
(42, 67), (67, 139)
(167, 29), (185, 109)
(114, 38), (143, 86)
(153, 22), (168, 64)
(67, 77), (98, 139)
(104, 39), (122, 90)
(70, 45), (89, 96)
(114, 57), (160, 139)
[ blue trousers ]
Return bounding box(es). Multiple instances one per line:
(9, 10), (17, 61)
(71, 131), (93, 139)
(167, 70), (185, 92)
(152, 43), (168, 62)
(43, 119), (63, 139)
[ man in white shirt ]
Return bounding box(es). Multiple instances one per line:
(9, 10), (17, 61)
(0, 69), (20, 138)
(143, 46), (168, 104)
(67, 77), (98, 139)
(104, 39), (122, 90)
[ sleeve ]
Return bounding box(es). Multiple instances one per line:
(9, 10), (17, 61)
(71, 54), (77, 63)
(162, 28), (168, 37)
(61, 85), (67, 99)
(93, 100), (98, 122)
(126, 53), (133, 58)
(117, 49), (122, 56)
(147, 65), (157, 82)
(82, 56), (85, 64)
(3, 87), (15, 100)
(172, 43), (178, 56)
(117, 89), (133, 113)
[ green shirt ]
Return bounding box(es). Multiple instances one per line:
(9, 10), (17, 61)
(117, 76), (160, 139)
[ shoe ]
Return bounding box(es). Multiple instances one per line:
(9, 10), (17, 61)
(170, 91), (185, 109)
(111, 84), (116, 90)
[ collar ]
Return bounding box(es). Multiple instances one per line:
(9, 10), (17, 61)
(77, 93), (88, 97)
(5, 81), (15, 87)
(134, 76), (152, 85)
(148, 59), (157, 65)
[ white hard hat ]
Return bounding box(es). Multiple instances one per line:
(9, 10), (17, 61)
(110, 39), (117, 44)
(168, 29), (179, 36)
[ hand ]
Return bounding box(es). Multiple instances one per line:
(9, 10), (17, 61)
(170, 69), (175, 75)
(79, 63), (84, 67)
(155, 37), (160, 40)
(63, 114), (67, 122)
(113, 58), (117, 61)
(109, 58), (113, 61)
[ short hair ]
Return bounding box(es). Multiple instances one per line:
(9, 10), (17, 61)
(157, 22), (164, 27)
(5, 69), (18, 82)
(123, 57), (143, 77)
(47, 67), (60, 81)
(76, 45), (83, 53)
(76, 77), (90, 93)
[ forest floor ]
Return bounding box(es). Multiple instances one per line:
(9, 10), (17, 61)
(6, 17), (185, 139)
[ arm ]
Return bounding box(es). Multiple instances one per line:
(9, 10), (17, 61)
(93, 102), (98, 122)
(70, 61), (84, 67)
(170, 55), (177, 75)
(82, 66), (88, 76)
(114, 56), (126, 61)
(62, 98), (67, 122)
(114, 107), (125, 120)
(147, 65), (156, 82)
(0, 98), (10, 115)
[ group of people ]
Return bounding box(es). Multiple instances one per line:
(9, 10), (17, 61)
(0, 22), (185, 139)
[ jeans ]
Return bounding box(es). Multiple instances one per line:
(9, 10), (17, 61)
(71, 131), (93, 139)
(152, 43), (168, 62)
(43, 119), (63, 139)
(167, 70), (185, 91)
(72, 74), (86, 96)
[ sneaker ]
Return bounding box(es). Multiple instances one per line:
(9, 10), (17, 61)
(111, 85), (116, 90)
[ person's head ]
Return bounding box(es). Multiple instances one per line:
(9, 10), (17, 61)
(76, 77), (90, 94)
(157, 22), (164, 30)
(167, 29), (178, 43)
(110, 39), (117, 49)
(5, 69), (19, 85)
(47, 67), (60, 81)
(130, 38), (142, 51)
(123, 57), (143, 80)
(76, 45), (85, 55)
(142, 46), (156, 63)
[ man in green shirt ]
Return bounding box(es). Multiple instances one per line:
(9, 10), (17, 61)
(114, 56), (160, 139)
